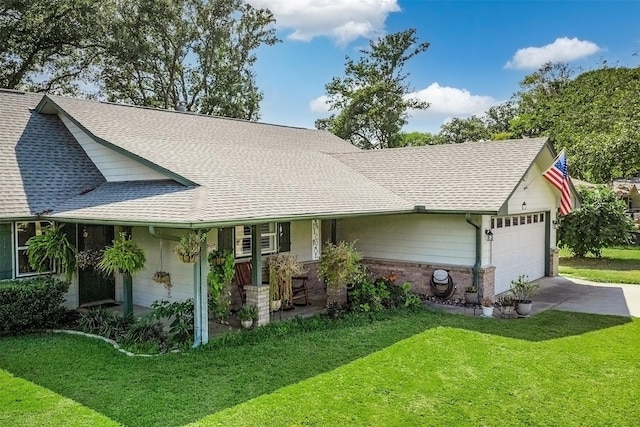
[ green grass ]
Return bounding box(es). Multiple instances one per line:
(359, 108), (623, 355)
(0, 310), (638, 426)
(559, 246), (640, 283)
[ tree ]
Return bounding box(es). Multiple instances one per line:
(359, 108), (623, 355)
(557, 186), (634, 257)
(101, 0), (279, 119)
(396, 131), (443, 147)
(438, 115), (491, 144)
(316, 29), (430, 149)
(0, 0), (108, 94)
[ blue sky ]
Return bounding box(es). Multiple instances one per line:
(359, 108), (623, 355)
(245, 0), (640, 133)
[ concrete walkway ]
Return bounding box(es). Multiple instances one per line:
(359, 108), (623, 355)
(533, 276), (640, 317)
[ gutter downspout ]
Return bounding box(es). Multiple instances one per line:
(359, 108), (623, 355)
(465, 214), (481, 291)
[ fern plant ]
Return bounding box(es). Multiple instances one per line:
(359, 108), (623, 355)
(173, 232), (204, 263)
(26, 224), (77, 280)
(98, 232), (146, 275)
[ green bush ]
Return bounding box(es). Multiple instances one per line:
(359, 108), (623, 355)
(558, 186), (635, 257)
(78, 308), (133, 341)
(349, 277), (422, 313)
(0, 276), (70, 335)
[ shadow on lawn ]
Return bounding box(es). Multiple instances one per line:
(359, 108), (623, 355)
(0, 309), (633, 427)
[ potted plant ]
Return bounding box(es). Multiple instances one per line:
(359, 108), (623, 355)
(153, 271), (172, 296)
(318, 241), (362, 306)
(98, 232), (146, 317)
(76, 248), (104, 272)
(481, 297), (494, 317)
(268, 253), (305, 310)
(499, 293), (516, 316)
(26, 224), (77, 281)
(464, 285), (478, 304)
(510, 275), (539, 316)
(238, 303), (258, 329)
(207, 249), (234, 323)
(173, 232), (204, 263)
(269, 272), (282, 312)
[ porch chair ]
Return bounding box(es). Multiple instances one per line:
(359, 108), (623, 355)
(233, 262), (252, 304)
(291, 276), (310, 306)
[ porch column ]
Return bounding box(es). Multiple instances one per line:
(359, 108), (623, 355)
(250, 224), (269, 325)
(193, 231), (209, 347)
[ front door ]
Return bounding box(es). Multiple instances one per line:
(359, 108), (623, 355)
(78, 224), (115, 305)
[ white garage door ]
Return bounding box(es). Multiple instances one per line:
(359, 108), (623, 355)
(491, 213), (547, 294)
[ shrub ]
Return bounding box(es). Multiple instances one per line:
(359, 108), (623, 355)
(323, 301), (347, 319)
(558, 186), (634, 257)
(349, 276), (422, 313)
(122, 318), (168, 352)
(151, 299), (194, 345)
(78, 308), (133, 341)
(318, 241), (362, 289)
(0, 276), (69, 335)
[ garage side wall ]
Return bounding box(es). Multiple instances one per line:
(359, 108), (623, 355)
(338, 214), (476, 266)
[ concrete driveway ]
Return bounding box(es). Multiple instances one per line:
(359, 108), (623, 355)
(533, 276), (640, 317)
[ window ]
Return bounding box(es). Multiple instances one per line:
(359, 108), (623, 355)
(539, 213), (545, 222)
(505, 218), (511, 227)
(234, 223), (277, 258)
(496, 218), (503, 228)
(15, 221), (52, 276)
(513, 216), (519, 226)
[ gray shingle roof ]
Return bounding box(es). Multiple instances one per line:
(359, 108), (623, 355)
(0, 90), (105, 218)
(2, 91), (551, 226)
(37, 95), (412, 224)
(332, 138), (549, 212)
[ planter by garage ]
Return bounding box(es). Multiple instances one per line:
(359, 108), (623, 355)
(464, 291), (478, 304)
(516, 300), (533, 316)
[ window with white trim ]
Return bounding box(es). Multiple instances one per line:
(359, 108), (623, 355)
(15, 221), (52, 276)
(234, 223), (277, 258)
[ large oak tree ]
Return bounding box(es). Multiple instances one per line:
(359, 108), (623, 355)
(316, 29), (430, 149)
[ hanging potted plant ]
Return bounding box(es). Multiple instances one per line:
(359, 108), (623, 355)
(268, 253), (305, 310)
(98, 232), (146, 317)
(173, 232), (204, 263)
(481, 297), (494, 317)
(238, 303), (258, 329)
(153, 271), (172, 295)
(26, 224), (77, 281)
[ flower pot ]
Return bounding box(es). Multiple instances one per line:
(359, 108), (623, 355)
(482, 306), (494, 317)
(241, 319), (253, 329)
(516, 301), (532, 316)
(464, 291), (478, 304)
(270, 299), (282, 312)
(179, 254), (197, 263)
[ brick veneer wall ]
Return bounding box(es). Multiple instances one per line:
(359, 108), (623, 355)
(549, 248), (559, 277)
(361, 258), (497, 300)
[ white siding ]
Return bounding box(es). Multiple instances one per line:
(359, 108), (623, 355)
(290, 220), (313, 262)
(60, 115), (168, 182)
(507, 163), (557, 214)
(338, 214), (476, 266)
(130, 227), (217, 307)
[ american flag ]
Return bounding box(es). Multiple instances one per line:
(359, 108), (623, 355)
(543, 150), (572, 215)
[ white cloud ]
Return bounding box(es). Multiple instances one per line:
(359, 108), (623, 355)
(309, 95), (331, 113)
(407, 83), (498, 116)
(245, 0), (400, 45)
(505, 37), (601, 69)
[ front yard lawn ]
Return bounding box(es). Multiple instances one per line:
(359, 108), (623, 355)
(1, 309), (638, 426)
(559, 246), (640, 283)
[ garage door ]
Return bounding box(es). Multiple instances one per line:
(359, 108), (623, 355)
(491, 213), (547, 294)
